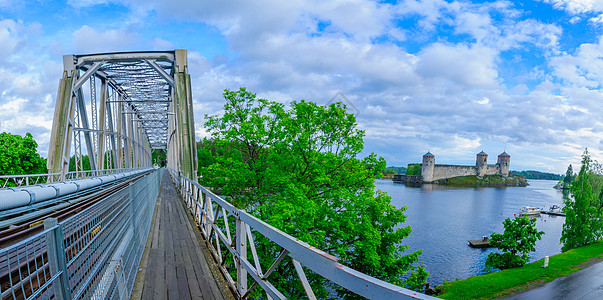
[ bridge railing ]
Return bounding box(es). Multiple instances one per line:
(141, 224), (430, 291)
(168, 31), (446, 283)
(168, 168), (435, 300)
(0, 169), (162, 300)
(0, 172), (62, 187)
(0, 167), (148, 188)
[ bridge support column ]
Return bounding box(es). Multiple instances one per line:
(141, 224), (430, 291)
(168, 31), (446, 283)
(173, 50), (198, 181)
(48, 56), (76, 180)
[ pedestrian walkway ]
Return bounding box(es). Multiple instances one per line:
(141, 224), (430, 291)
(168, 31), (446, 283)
(132, 172), (234, 300)
(504, 261), (603, 300)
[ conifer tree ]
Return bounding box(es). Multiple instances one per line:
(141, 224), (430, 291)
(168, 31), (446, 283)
(563, 164), (574, 187)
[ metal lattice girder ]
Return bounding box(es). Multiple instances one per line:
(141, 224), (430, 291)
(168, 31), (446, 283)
(48, 50), (198, 181)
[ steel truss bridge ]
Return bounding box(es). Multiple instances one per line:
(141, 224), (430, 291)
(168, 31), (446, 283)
(0, 50), (435, 300)
(47, 50), (197, 181)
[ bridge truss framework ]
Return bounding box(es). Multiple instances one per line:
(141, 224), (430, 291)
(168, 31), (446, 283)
(47, 50), (198, 181)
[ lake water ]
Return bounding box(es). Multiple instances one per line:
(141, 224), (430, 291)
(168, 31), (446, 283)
(374, 179), (566, 286)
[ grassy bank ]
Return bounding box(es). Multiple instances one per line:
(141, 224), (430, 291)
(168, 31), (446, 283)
(436, 241), (603, 299)
(434, 174), (527, 186)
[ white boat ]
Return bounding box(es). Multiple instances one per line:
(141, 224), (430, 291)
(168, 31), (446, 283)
(550, 204), (562, 212)
(519, 206), (541, 216)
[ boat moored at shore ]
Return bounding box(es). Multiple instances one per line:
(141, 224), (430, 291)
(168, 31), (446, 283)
(519, 206), (541, 216)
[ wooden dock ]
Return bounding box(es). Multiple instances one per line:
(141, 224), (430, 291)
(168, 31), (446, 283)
(132, 172), (234, 300)
(468, 237), (493, 248)
(541, 210), (566, 216)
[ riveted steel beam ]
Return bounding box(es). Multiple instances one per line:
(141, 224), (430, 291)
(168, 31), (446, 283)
(72, 61), (105, 92)
(146, 59), (175, 88)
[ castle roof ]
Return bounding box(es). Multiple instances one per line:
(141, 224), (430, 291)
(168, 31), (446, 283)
(477, 150), (487, 155)
(423, 151), (434, 157)
(498, 151), (510, 157)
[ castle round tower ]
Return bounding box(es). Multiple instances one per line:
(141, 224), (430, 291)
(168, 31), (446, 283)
(476, 151), (488, 177)
(497, 151), (510, 177)
(421, 151), (435, 182)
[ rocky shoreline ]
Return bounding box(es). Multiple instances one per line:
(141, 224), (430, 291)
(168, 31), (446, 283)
(433, 174), (528, 186)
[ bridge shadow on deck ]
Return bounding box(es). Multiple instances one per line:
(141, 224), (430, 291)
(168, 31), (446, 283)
(132, 171), (234, 300)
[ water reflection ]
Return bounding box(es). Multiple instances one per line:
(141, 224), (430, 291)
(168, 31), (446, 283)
(377, 179), (565, 285)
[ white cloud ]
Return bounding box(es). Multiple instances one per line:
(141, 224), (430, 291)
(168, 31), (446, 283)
(569, 15), (582, 23)
(150, 38), (173, 51)
(417, 43), (498, 88)
(476, 97), (490, 105)
(2, 1), (602, 173)
(72, 25), (142, 53)
(388, 28), (407, 41)
(589, 13), (603, 24)
(543, 0), (603, 14)
(550, 35), (603, 87)
(0, 19), (37, 61)
(66, 0), (110, 8)
(451, 5), (561, 52)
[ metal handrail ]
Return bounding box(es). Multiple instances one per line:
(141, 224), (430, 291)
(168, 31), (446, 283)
(0, 172), (62, 187)
(168, 168), (435, 300)
(0, 167), (149, 188)
(0, 169), (162, 299)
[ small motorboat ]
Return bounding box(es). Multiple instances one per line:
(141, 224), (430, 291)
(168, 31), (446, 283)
(519, 206), (541, 216)
(541, 204), (566, 216)
(550, 204), (562, 212)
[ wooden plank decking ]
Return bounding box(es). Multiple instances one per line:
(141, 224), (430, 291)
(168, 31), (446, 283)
(132, 171), (234, 300)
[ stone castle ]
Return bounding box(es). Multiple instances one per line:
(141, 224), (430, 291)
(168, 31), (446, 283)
(419, 151), (510, 183)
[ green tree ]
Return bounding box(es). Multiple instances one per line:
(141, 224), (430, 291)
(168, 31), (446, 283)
(509, 170), (563, 180)
(406, 164), (421, 175)
(386, 166), (407, 175)
(152, 149), (167, 167)
(485, 216), (544, 270)
(202, 88), (427, 298)
(68, 155), (91, 172)
(561, 149), (603, 251)
(0, 132), (47, 175)
(563, 164), (575, 187)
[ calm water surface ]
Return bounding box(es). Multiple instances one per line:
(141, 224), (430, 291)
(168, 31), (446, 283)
(374, 179), (566, 285)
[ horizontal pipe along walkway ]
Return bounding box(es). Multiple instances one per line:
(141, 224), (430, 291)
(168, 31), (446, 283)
(132, 171), (234, 300)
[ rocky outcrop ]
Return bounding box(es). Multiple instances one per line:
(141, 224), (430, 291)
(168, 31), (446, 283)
(433, 174), (528, 187)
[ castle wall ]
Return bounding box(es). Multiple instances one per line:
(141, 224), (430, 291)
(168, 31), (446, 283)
(431, 165), (476, 182)
(485, 165), (500, 175)
(418, 151), (510, 183)
(427, 164), (501, 182)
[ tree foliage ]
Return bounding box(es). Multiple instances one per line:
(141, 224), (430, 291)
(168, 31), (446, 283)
(152, 149), (167, 167)
(386, 166), (407, 175)
(0, 132), (47, 175)
(405, 164), (421, 176)
(200, 88), (427, 298)
(561, 149), (603, 252)
(485, 216), (544, 270)
(563, 164), (575, 185)
(68, 155), (91, 172)
(509, 170), (562, 180)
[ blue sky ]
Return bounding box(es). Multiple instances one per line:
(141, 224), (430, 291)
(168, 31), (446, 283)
(1, 0), (603, 174)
